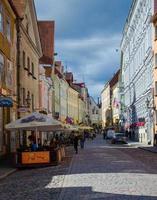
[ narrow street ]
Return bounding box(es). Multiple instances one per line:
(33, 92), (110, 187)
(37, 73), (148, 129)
(1, 136), (157, 200)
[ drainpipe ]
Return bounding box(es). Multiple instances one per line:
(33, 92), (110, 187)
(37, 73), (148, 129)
(16, 17), (21, 119)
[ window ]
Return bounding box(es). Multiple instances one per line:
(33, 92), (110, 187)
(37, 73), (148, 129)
(155, 81), (157, 96)
(6, 18), (11, 41)
(156, 110), (157, 125)
(32, 94), (34, 111)
(0, 4), (3, 33)
(23, 51), (25, 68)
(0, 53), (4, 86)
(32, 62), (34, 76)
(22, 88), (25, 106)
(155, 54), (157, 68)
(27, 57), (30, 72)
(6, 60), (13, 89)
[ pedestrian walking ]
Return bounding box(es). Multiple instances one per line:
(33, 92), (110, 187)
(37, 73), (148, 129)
(73, 134), (79, 154)
(80, 134), (85, 149)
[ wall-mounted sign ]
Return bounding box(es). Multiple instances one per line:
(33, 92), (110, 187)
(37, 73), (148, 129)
(0, 97), (13, 107)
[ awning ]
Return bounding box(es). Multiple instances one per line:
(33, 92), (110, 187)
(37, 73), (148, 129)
(5, 112), (64, 132)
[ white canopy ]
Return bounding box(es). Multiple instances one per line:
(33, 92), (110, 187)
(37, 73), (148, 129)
(5, 112), (65, 132)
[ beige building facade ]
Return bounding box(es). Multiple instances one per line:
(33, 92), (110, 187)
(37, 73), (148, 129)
(67, 86), (79, 124)
(17, 0), (42, 115)
(101, 82), (111, 128)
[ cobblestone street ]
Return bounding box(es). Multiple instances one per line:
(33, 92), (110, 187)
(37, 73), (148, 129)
(1, 136), (157, 200)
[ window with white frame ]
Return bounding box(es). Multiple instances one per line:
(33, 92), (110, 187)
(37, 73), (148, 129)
(0, 4), (3, 33)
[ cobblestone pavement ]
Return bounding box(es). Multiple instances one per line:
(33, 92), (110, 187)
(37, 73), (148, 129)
(0, 147), (73, 200)
(1, 137), (157, 200)
(57, 136), (157, 200)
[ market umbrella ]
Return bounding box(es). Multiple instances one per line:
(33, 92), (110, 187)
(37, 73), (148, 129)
(5, 112), (65, 131)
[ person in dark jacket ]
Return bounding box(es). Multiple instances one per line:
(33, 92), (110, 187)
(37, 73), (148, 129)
(73, 135), (79, 154)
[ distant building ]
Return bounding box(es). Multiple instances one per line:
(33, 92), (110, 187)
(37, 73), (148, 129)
(88, 97), (101, 126)
(101, 82), (111, 128)
(109, 70), (121, 130)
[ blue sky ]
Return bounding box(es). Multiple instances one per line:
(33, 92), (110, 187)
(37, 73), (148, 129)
(35, 0), (132, 100)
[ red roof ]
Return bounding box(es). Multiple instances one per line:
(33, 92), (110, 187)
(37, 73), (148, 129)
(38, 21), (55, 65)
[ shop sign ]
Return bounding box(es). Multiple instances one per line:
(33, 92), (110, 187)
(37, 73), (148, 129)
(22, 152), (50, 164)
(0, 97), (13, 107)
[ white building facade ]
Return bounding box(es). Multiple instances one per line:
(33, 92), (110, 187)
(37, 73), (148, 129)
(121, 0), (155, 144)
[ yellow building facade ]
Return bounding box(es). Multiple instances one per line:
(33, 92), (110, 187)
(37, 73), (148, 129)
(0, 0), (17, 156)
(67, 86), (79, 124)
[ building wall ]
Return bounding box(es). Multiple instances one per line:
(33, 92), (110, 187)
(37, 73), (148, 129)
(121, 0), (154, 144)
(0, 0), (17, 156)
(67, 87), (79, 124)
(89, 97), (101, 125)
(101, 83), (110, 127)
(19, 0), (42, 116)
(60, 78), (68, 122)
(153, 14), (157, 139)
(78, 98), (85, 124)
(112, 82), (120, 123)
(52, 73), (60, 118)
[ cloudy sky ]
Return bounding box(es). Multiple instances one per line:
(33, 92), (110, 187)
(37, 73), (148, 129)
(35, 0), (132, 100)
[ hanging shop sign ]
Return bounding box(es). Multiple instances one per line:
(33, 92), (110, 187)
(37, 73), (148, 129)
(0, 97), (13, 107)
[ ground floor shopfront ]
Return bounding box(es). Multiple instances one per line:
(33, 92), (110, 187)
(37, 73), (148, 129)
(0, 106), (17, 158)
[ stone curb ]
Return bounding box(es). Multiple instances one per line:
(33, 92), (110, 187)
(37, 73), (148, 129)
(139, 147), (157, 154)
(0, 169), (17, 180)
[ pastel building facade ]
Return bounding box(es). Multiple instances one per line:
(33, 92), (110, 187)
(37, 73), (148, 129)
(38, 21), (55, 115)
